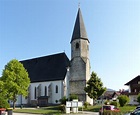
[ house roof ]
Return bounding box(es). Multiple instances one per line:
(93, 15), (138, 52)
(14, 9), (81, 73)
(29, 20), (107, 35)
(125, 75), (140, 85)
(71, 8), (89, 43)
(20, 52), (70, 83)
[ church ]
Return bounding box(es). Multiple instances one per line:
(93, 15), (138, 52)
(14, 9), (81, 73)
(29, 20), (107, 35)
(15, 8), (92, 106)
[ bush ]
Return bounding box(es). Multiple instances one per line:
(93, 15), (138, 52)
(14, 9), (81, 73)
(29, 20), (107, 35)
(104, 100), (110, 105)
(110, 101), (119, 107)
(0, 96), (10, 108)
(69, 94), (78, 101)
(137, 93), (140, 104)
(84, 102), (90, 108)
(118, 95), (129, 107)
(59, 96), (68, 105)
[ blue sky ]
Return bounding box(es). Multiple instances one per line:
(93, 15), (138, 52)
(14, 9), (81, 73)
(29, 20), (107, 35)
(0, 0), (140, 91)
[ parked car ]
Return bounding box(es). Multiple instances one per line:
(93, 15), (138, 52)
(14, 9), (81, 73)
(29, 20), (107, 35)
(136, 106), (140, 110)
(130, 109), (140, 115)
(99, 105), (120, 115)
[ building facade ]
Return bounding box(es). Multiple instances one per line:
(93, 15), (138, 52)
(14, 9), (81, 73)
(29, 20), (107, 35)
(125, 75), (140, 105)
(12, 8), (92, 106)
(69, 8), (91, 103)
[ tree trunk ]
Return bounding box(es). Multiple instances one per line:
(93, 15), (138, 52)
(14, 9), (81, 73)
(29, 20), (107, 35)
(13, 100), (16, 109)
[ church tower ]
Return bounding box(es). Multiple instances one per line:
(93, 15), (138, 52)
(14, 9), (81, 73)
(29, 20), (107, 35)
(69, 8), (91, 103)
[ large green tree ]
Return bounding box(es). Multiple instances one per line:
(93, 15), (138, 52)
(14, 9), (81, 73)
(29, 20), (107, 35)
(1, 59), (30, 109)
(0, 80), (10, 108)
(84, 71), (106, 105)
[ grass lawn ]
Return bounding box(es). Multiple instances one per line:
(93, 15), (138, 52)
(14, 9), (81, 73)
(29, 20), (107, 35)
(13, 105), (136, 114)
(82, 105), (136, 114)
(13, 106), (62, 115)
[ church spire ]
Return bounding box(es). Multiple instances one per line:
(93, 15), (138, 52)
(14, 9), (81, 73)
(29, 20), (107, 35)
(71, 8), (89, 43)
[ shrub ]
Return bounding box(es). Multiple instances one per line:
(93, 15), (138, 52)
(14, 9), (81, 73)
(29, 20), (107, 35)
(110, 101), (119, 107)
(137, 93), (140, 104)
(84, 102), (90, 108)
(104, 100), (110, 105)
(59, 96), (68, 105)
(69, 94), (78, 101)
(118, 95), (129, 107)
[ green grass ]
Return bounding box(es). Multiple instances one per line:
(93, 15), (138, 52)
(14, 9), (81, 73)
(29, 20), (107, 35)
(119, 105), (136, 113)
(13, 106), (62, 115)
(80, 104), (136, 114)
(12, 105), (136, 114)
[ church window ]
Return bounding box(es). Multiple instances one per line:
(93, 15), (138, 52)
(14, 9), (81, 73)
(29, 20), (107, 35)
(56, 85), (58, 93)
(34, 87), (37, 99)
(76, 43), (79, 49)
(45, 86), (47, 96)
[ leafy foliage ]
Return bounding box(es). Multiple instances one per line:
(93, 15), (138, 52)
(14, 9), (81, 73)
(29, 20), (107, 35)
(110, 101), (119, 107)
(1, 59), (30, 109)
(59, 96), (68, 105)
(118, 95), (129, 107)
(104, 100), (110, 105)
(69, 94), (78, 101)
(84, 102), (90, 108)
(0, 78), (10, 108)
(84, 71), (106, 104)
(0, 96), (10, 108)
(0, 80), (7, 98)
(137, 93), (140, 104)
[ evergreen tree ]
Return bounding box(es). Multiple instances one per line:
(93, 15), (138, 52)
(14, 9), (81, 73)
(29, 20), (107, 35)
(84, 71), (106, 105)
(1, 59), (30, 109)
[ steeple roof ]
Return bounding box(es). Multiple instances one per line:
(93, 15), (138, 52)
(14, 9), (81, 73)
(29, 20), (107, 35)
(71, 8), (89, 43)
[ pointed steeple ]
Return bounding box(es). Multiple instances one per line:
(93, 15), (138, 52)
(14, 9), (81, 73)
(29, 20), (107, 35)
(71, 8), (89, 43)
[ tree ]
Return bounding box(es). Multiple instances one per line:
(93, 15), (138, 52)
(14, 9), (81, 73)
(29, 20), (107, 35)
(118, 95), (129, 107)
(1, 59), (30, 109)
(137, 93), (140, 104)
(84, 71), (106, 105)
(0, 80), (7, 97)
(0, 80), (10, 108)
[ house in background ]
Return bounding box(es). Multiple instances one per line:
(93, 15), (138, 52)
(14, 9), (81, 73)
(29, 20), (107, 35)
(112, 89), (129, 101)
(125, 75), (140, 105)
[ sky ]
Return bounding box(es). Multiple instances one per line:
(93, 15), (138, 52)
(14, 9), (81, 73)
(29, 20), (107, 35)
(0, 0), (140, 91)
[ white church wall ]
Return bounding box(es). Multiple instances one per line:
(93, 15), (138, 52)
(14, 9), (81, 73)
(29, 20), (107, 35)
(14, 79), (67, 106)
(51, 80), (63, 103)
(21, 95), (28, 105)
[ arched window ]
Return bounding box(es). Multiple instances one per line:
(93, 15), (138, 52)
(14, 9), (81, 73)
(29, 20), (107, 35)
(76, 43), (79, 49)
(45, 86), (47, 96)
(56, 85), (58, 93)
(34, 87), (36, 99)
